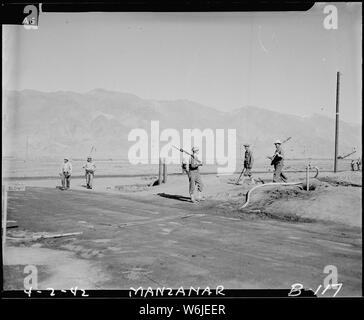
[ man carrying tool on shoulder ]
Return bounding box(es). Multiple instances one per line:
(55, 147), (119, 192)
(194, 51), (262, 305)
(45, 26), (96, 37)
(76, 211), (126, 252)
(174, 145), (205, 203)
(268, 140), (288, 183)
(188, 146), (205, 203)
(83, 156), (96, 189)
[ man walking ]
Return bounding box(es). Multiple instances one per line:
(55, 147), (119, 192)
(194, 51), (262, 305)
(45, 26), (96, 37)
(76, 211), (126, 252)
(188, 146), (204, 203)
(241, 143), (255, 184)
(83, 156), (96, 189)
(351, 157), (362, 171)
(269, 140), (288, 183)
(60, 157), (72, 190)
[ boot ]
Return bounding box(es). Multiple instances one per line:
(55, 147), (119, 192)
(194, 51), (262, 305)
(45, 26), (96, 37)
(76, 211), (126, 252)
(190, 194), (197, 203)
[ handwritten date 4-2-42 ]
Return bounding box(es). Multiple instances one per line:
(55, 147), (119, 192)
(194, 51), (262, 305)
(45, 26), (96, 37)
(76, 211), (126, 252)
(24, 287), (89, 297)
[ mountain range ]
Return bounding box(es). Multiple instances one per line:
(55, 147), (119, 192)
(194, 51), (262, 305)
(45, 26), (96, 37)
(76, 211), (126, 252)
(2, 89), (361, 161)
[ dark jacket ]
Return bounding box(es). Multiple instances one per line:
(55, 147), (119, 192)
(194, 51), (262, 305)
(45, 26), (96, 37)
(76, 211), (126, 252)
(244, 150), (254, 169)
(271, 147), (285, 166)
(189, 155), (201, 171)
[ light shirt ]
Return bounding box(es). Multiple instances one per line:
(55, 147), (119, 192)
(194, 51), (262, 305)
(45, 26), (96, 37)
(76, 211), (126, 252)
(60, 162), (72, 174)
(83, 162), (96, 172)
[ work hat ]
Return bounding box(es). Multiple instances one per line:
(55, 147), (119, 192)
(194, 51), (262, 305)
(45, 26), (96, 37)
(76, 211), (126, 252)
(64, 156), (69, 161)
(192, 146), (199, 152)
(87, 155), (92, 159)
(243, 143), (250, 147)
(274, 140), (282, 145)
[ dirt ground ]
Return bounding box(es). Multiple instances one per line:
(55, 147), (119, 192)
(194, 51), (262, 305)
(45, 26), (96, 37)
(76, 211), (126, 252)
(2, 170), (362, 296)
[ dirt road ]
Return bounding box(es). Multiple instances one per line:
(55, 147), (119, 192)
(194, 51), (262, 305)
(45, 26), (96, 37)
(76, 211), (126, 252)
(3, 176), (362, 296)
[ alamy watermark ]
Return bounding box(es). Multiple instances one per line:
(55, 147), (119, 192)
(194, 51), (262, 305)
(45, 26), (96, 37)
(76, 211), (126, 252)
(128, 120), (237, 174)
(323, 4), (338, 30)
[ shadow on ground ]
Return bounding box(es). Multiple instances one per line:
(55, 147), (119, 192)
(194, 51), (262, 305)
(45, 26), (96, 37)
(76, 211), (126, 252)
(157, 193), (192, 202)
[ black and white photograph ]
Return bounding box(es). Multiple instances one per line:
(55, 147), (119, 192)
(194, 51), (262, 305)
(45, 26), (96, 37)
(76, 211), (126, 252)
(1, 1), (362, 304)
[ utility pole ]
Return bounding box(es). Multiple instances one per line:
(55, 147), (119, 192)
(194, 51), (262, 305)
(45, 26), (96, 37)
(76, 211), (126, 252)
(163, 158), (167, 183)
(26, 136), (29, 160)
(334, 71), (340, 173)
(158, 157), (163, 185)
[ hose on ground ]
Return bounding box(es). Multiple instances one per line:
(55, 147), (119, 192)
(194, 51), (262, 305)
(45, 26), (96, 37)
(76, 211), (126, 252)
(240, 182), (303, 209)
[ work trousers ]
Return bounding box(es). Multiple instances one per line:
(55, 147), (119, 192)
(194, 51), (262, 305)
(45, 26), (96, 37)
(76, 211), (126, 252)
(243, 167), (252, 177)
(189, 171), (204, 195)
(61, 173), (71, 189)
(273, 163), (287, 182)
(85, 171), (94, 188)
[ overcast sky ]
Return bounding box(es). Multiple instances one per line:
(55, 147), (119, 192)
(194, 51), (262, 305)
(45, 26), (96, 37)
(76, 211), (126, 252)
(3, 2), (362, 124)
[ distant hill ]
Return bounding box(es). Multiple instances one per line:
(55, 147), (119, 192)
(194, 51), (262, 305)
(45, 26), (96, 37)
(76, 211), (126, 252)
(3, 89), (361, 161)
